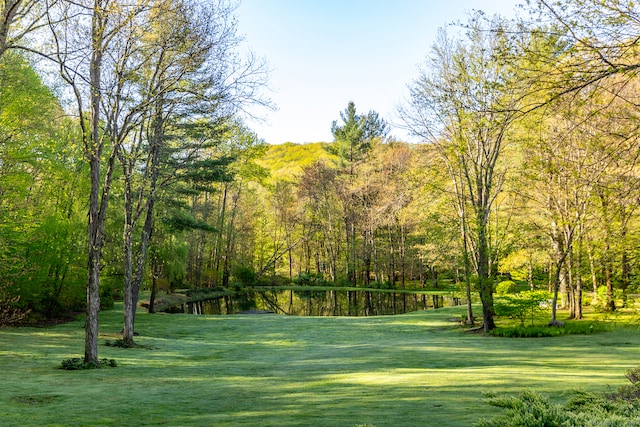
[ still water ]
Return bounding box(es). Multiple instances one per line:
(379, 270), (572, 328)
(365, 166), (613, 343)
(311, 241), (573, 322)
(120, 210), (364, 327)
(175, 289), (463, 316)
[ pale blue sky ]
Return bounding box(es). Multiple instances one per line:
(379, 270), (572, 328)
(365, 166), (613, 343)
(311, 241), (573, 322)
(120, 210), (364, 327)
(237, 0), (520, 144)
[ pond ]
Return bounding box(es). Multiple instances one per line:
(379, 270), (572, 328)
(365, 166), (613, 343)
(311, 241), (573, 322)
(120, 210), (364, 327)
(173, 289), (464, 316)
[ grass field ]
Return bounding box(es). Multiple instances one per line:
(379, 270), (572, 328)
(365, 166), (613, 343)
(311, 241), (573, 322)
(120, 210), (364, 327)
(1, 305), (639, 426)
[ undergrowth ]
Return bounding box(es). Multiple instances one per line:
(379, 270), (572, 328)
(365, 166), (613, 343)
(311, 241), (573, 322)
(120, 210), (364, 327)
(477, 372), (640, 426)
(60, 358), (117, 370)
(104, 338), (154, 350)
(105, 338), (135, 348)
(490, 321), (608, 338)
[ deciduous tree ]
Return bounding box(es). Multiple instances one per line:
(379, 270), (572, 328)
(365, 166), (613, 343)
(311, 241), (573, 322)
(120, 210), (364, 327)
(401, 14), (523, 331)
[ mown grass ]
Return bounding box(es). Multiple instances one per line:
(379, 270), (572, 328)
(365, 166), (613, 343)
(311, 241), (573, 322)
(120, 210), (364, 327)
(1, 305), (639, 426)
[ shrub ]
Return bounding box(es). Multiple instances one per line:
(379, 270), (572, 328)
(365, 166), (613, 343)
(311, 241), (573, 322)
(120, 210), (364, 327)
(477, 389), (640, 427)
(0, 290), (30, 326)
(293, 272), (328, 299)
(232, 265), (257, 287)
(491, 321), (606, 338)
(372, 281), (392, 290)
(105, 339), (134, 348)
(612, 383), (640, 402)
(476, 390), (569, 427)
(626, 367), (640, 385)
(494, 290), (550, 326)
(60, 358), (117, 370)
(491, 325), (562, 338)
(495, 280), (517, 295)
(293, 272), (327, 286)
(99, 287), (115, 311)
(477, 370), (640, 426)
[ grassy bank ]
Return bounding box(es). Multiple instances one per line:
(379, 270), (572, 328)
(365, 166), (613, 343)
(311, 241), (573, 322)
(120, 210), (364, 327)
(1, 306), (638, 426)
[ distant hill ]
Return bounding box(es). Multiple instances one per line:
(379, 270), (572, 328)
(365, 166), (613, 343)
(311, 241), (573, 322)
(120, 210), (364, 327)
(257, 142), (339, 179)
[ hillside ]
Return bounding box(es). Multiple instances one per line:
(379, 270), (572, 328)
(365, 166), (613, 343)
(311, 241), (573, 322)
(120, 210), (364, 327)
(256, 141), (339, 179)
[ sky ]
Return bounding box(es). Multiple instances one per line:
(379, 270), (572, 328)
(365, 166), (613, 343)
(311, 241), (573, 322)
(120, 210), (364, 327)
(237, 0), (520, 144)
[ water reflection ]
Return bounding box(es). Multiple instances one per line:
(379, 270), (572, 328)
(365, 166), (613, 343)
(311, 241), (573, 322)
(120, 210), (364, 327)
(176, 290), (463, 316)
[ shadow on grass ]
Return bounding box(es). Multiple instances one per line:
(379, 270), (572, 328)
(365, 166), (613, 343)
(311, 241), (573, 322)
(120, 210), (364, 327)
(0, 306), (638, 426)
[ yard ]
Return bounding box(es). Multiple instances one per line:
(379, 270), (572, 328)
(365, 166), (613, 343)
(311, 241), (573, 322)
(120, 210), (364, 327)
(0, 305), (638, 426)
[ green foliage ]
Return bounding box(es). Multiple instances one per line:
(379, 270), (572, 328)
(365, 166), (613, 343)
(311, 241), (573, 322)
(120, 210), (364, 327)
(477, 387), (640, 427)
(0, 53), (87, 321)
(232, 265), (257, 287)
(625, 367), (640, 385)
(491, 321), (607, 338)
(60, 358), (117, 370)
(477, 390), (568, 427)
(99, 287), (115, 311)
(293, 272), (328, 299)
(4, 305), (640, 426)
(105, 339), (134, 349)
(177, 157), (235, 185)
(494, 290), (551, 326)
(612, 384), (640, 402)
(329, 101), (388, 164)
(257, 142), (338, 178)
(592, 286), (625, 312)
(496, 280), (518, 295)
(161, 209), (216, 232)
(153, 234), (189, 291)
(0, 53), (61, 138)
(371, 280), (393, 290)
(293, 272), (328, 287)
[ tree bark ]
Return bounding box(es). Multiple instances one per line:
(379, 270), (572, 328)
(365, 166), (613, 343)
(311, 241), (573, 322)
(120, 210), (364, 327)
(84, 0), (107, 365)
(476, 211), (495, 332)
(122, 96), (163, 346)
(0, 0), (20, 57)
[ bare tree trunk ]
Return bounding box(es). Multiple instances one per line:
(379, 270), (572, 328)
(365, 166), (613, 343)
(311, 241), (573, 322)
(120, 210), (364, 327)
(575, 225), (583, 319)
(461, 225), (474, 325)
(399, 222), (407, 313)
(604, 257), (614, 311)
(344, 214), (356, 287)
(567, 249), (575, 318)
(602, 235), (615, 311)
(453, 173), (474, 326)
(214, 183), (228, 286)
(476, 214), (495, 332)
(619, 206), (633, 307)
(84, 1), (107, 365)
(588, 245), (598, 303)
(148, 255), (161, 314)
(598, 191), (616, 311)
(0, 0), (44, 57)
(122, 189), (135, 345)
(549, 222), (574, 326)
(123, 98), (163, 345)
(0, 0), (20, 57)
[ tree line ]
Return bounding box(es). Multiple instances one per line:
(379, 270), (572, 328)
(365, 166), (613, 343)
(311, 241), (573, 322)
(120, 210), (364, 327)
(1, 0), (639, 363)
(0, 0), (269, 365)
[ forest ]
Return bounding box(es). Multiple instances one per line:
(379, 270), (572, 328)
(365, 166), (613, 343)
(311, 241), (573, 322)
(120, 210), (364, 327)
(1, 0), (640, 367)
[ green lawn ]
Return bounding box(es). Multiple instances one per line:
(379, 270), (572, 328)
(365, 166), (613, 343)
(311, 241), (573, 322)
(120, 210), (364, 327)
(1, 305), (638, 426)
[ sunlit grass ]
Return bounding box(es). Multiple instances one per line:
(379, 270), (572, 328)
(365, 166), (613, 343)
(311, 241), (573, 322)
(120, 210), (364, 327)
(1, 304), (639, 426)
